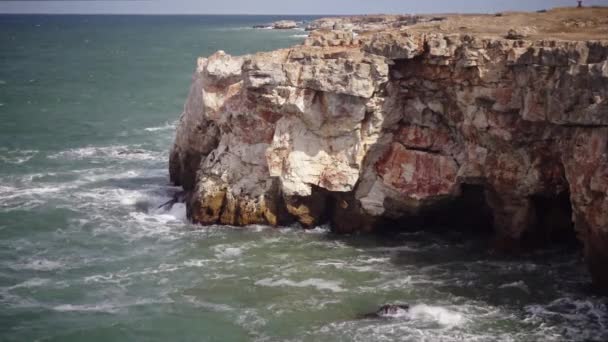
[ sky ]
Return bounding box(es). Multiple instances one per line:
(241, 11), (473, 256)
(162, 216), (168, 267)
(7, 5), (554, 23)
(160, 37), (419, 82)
(0, 0), (606, 15)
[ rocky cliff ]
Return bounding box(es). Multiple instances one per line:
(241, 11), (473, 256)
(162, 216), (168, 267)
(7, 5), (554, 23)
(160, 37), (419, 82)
(169, 8), (608, 292)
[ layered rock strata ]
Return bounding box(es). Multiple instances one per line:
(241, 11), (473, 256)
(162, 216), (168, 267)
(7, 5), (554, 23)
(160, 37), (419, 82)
(170, 8), (608, 292)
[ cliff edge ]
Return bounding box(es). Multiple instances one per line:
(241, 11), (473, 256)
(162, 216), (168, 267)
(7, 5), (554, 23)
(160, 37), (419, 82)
(169, 7), (608, 292)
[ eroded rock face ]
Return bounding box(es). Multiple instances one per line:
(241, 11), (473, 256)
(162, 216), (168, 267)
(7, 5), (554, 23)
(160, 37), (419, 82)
(170, 14), (608, 291)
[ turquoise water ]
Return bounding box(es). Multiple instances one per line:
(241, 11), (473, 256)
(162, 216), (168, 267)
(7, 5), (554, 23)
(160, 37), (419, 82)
(1, 15), (607, 341)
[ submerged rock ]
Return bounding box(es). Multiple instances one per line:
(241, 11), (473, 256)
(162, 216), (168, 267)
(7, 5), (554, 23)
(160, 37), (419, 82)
(170, 8), (608, 293)
(363, 304), (411, 319)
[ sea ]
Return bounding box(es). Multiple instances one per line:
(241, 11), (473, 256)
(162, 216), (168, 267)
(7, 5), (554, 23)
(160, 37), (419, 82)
(0, 14), (607, 342)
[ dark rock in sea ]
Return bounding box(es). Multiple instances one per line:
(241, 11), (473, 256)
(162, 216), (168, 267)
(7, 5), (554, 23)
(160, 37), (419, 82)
(362, 304), (411, 319)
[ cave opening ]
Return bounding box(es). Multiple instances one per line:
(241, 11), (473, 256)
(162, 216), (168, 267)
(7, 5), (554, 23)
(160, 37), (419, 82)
(377, 184), (495, 237)
(523, 190), (579, 249)
(374, 185), (580, 252)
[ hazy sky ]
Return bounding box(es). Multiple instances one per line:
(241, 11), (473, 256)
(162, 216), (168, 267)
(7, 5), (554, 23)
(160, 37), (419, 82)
(0, 0), (606, 15)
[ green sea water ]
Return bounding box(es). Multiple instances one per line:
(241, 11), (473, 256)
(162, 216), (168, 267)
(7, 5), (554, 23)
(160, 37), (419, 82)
(1, 15), (607, 342)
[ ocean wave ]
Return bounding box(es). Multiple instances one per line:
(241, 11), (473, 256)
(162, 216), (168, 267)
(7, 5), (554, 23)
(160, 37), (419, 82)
(47, 145), (164, 162)
(254, 277), (344, 292)
(129, 202), (187, 225)
(358, 256), (391, 264)
(10, 258), (65, 272)
(52, 298), (171, 314)
(84, 263), (185, 286)
(525, 297), (608, 341)
(0, 149), (38, 164)
(408, 304), (466, 326)
(182, 259), (210, 268)
(0, 166), (173, 213)
(366, 245), (425, 253)
(0, 185), (65, 205)
(290, 34), (309, 38)
(304, 225), (331, 234)
(182, 295), (233, 312)
(213, 246), (244, 259)
(53, 303), (120, 314)
(143, 121), (176, 132)
(7, 278), (51, 289)
(498, 280), (530, 293)
(315, 260), (379, 273)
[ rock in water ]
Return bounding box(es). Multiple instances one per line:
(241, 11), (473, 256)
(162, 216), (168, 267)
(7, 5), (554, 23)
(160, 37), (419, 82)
(371, 304), (410, 318)
(170, 8), (608, 293)
(272, 20), (298, 29)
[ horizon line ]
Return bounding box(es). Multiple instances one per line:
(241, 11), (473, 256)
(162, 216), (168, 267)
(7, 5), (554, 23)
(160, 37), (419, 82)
(0, 10), (513, 16)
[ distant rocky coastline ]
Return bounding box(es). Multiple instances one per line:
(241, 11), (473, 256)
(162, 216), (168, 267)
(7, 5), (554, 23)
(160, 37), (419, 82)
(253, 20), (300, 30)
(171, 7), (608, 293)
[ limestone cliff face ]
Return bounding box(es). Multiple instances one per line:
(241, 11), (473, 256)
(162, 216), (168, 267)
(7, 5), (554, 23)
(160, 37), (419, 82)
(170, 9), (608, 291)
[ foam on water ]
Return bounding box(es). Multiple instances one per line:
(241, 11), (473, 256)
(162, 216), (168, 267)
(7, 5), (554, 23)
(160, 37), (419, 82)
(255, 277), (344, 292)
(214, 246), (244, 259)
(8, 278), (51, 289)
(52, 298), (172, 314)
(408, 304), (466, 326)
(143, 121), (176, 132)
(48, 145), (165, 162)
(10, 259), (65, 272)
(499, 280), (530, 293)
(140, 201), (188, 223)
(53, 303), (120, 314)
(182, 295), (234, 312)
(524, 298), (608, 341)
(0, 149), (38, 165)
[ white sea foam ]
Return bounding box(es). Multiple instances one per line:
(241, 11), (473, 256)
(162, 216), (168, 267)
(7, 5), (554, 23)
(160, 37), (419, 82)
(129, 202), (187, 225)
(52, 298), (169, 314)
(359, 257), (391, 264)
(85, 264), (185, 286)
(316, 261), (345, 268)
(498, 280), (530, 293)
(0, 149), (38, 164)
(367, 245), (422, 253)
(165, 202), (187, 221)
(304, 225), (331, 234)
(525, 297), (608, 341)
(0, 185), (64, 201)
(53, 303), (120, 313)
(48, 145), (163, 161)
(84, 274), (121, 284)
(182, 259), (210, 267)
(215, 247), (243, 259)
(408, 304), (466, 326)
(290, 34), (309, 38)
(182, 295), (233, 312)
(254, 277), (344, 292)
(11, 259), (65, 271)
(143, 122), (176, 132)
(8, 278), (50, 289)
(245, 224), (271, 232)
